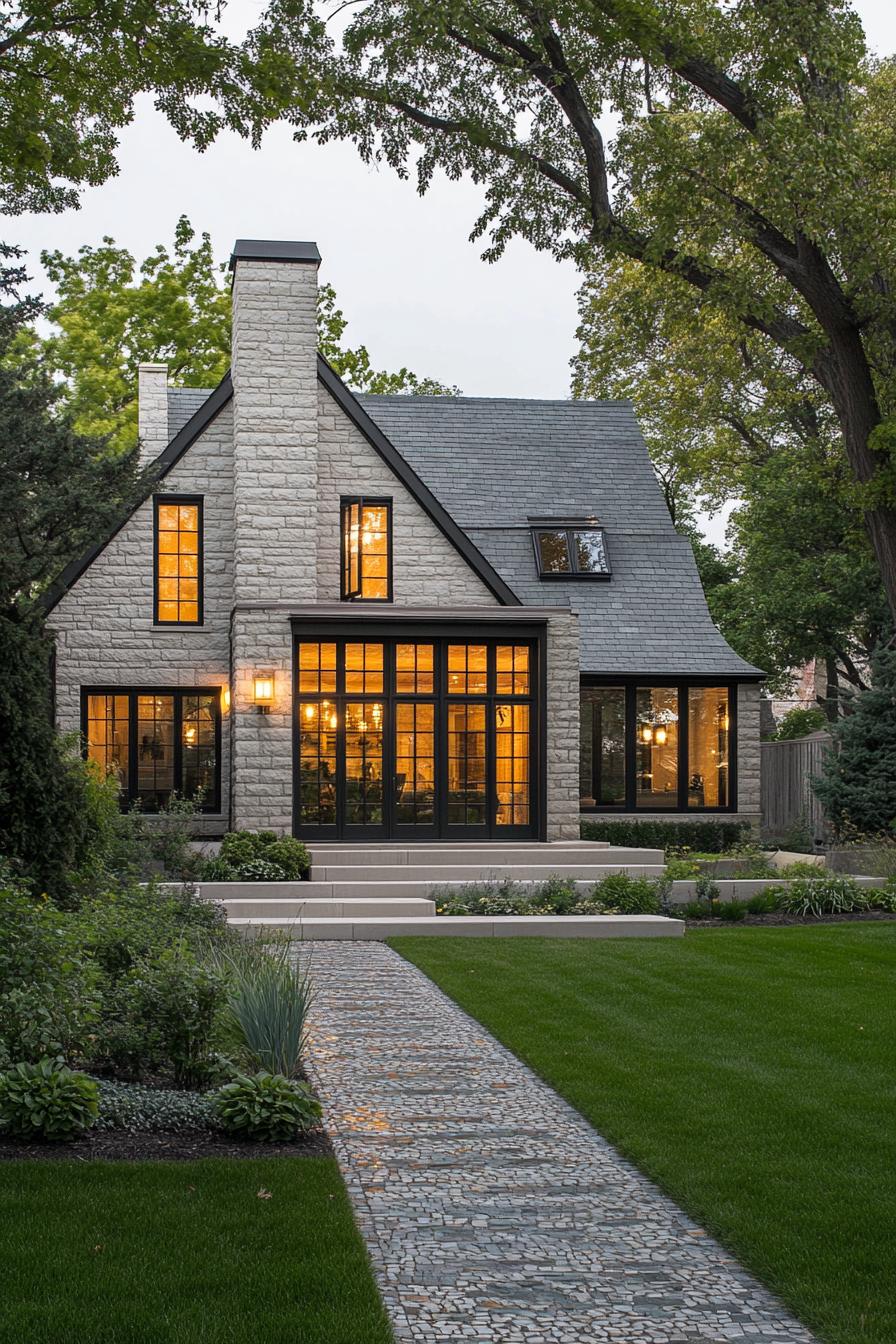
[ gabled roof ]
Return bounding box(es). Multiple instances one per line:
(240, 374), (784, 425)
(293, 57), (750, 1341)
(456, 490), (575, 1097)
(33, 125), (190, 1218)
(356, 394), (762, 677)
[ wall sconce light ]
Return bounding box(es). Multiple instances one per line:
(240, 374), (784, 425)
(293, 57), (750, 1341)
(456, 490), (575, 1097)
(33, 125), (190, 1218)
(253, 672), (274, 714)
(640, 725), (653, 744)
(654, 725), (667, 746)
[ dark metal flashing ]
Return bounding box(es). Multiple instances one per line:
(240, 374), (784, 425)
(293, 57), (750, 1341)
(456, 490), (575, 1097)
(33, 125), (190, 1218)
(317, 356), (521, 606)
(42, 373), (233, 614)
(228, 240), (321, 269)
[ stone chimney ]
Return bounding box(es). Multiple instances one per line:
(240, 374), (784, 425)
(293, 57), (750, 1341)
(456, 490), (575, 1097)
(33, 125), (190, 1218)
(137, 363), (169, 466)
(228, 239), (321, 603)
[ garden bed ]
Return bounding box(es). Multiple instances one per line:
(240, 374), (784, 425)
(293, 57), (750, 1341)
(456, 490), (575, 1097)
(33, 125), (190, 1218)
(0, 1126), (331, 1162)
(681, 908), (896, 928)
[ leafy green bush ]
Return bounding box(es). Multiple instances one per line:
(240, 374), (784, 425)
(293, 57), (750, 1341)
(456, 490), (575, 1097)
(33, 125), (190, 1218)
(717, 899), (748, 921)
(213, 1071), (321, 1141)
(876, 883), (896, 913)
(97, 946), (225, 1085)
(664, 857), (701, 880)
(773, 707), (828, 740)
(94, 1078), (216, 1132)
(779, 861), (828, 878)
(581, 819), (751, 854)
(209, 939), (312, 1078)
(75, 882), (225, 982)
(745, 890), (782, 914)
(591, 873), (662, 914)
(777, 876), (870, 918)
(695, 873), (721, 902)
(205, 832), (310, 882)
(0, 1059), (99, 1140)
(435, 875), (605, 917)
(0, 877), (99, 1069)
(679, 899), (713, 920)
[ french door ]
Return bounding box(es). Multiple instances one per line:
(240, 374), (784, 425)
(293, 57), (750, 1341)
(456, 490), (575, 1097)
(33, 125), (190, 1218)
(294, 634), (538, 841)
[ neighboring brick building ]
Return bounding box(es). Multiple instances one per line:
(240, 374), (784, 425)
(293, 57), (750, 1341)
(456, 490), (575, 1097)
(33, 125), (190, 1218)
(46, 239), (762, 841)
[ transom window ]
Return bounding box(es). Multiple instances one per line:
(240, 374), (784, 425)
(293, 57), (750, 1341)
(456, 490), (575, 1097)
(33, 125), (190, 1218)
(341, 497), (392, 601)
(580, 682), (734, 812)
(154, 496), (203, 623)
(83, 688), (221, 812)
(532, 521), (610, 579)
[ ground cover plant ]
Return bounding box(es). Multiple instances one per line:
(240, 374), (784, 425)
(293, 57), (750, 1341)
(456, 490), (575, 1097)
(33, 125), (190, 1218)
(392, 927), (896, 1344)
(201, 830), (310, 882)
(433, 872), (666, 917)
(0, 1156), (394, 1344)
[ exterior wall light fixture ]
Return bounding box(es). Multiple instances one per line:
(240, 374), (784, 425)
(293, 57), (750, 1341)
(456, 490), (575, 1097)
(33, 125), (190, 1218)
(253, 672), (274, 714)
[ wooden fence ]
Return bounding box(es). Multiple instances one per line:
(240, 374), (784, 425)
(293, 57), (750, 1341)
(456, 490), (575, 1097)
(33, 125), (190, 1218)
(760, 732), (833, 844)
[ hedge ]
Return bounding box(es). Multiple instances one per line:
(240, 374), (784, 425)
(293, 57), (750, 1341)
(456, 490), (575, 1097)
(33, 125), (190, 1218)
(580, 818), (752, 853)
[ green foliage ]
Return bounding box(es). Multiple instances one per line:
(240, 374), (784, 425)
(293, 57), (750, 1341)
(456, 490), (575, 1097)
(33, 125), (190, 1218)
(209, 940), (312, 1079)
(18, 228), (458, 458)
(435, 875), (605, 916)
(813, 647), (896, 839)
(591, 873), (662, 916)
(209, 831), (310, 882)
(0, 877), (99, 1069)
(695, 874), (721, 903)
(773, 708), (829, 740)
(98, 945), (225, 1086)
(94, 1078), (216, 1133)
(213, 1072), (321, 1142)
(0, 4), (235, 214)
(0, 1059), (98, 1140)
(776, 876), (870, 918)
(717, 899), (748, 922)
(745, 891), (782, 915)
(664, 857), (701, 880)
(581, 819), (751, 854)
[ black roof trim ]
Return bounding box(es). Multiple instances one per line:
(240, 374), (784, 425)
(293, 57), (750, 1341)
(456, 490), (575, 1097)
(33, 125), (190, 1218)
(317, 355), (521, 606)
(42, 372), (233, 613)
(229, 240), (321, 269)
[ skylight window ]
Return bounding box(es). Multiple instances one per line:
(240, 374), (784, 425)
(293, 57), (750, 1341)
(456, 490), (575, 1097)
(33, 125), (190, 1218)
(531, 522), (610, 579)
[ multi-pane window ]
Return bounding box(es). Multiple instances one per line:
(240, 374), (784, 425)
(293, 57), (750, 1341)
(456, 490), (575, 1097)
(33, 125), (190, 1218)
(154, 497), (202, 624)
(532, 524), (610, 578)
(495, 703), (530, 826)
(84, 689), (220, 812)
(447, 644), (488, 694)
(341, 498), (392, 600)
(496, 645), (530, 696)
(395, 643), (434, 694)
(580, 682), (736, 812)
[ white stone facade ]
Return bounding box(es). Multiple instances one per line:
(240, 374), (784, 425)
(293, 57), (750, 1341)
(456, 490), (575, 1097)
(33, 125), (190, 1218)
(48, 239), (760, 843)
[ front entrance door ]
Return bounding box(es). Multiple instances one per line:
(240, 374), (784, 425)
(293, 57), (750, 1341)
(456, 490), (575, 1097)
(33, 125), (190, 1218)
(294, 634), (539, 841)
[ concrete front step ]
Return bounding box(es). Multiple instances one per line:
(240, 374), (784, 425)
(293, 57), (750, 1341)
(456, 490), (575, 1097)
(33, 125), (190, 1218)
(312, 861), (665, 883)
(306, 841), (625, 868)
(230, 914), (683, 940)
(216, 897), (436, 919)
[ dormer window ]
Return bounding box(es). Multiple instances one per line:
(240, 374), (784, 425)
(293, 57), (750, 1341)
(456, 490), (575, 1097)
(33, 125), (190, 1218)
(531, 520), (610, 579)
(341, 497), (392, 601)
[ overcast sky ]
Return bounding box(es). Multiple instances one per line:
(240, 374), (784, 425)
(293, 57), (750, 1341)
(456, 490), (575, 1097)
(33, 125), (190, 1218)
(11, 2), (896, 537)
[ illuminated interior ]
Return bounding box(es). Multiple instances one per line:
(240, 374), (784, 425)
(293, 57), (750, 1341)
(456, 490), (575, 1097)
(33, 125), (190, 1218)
(636, 687), (679, 808)
(688, 686), (730, 808)
(86, 690), (217, 811)
(155, 500), (200, 623)
(341, 500), (391, 600)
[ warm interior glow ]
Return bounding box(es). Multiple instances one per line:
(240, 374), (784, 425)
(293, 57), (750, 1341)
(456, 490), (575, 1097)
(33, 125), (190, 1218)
(641, 724), (653, 743)
(654, 725), (667, 746)
(221, 687), (231, 712)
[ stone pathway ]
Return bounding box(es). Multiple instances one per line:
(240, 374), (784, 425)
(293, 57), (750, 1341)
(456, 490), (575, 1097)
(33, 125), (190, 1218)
(299, 941), (816, 1344)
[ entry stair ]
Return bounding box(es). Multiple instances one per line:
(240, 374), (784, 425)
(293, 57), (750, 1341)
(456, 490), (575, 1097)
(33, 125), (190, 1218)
(200, 839), (681, 939)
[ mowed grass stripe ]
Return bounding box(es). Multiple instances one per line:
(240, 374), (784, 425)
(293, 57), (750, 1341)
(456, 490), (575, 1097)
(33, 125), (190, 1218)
(0, 1156), (393, 1344)
(392, 926), (896, 1344)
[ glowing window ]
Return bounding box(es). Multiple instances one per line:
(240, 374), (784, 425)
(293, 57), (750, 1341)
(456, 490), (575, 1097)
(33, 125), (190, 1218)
(341, 498), (392, 600)
(155, 497), (202, 623)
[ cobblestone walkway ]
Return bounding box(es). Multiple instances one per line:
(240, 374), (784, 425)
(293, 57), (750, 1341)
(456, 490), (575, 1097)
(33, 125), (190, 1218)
(300, 941), (816, 1344)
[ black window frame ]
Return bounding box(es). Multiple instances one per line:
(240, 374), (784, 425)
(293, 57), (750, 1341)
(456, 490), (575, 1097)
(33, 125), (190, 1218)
(81, 686), (222, 813)
(340, 496), (393, 602)
(580, 676), (740, 814)
(153, 494), (205, 627)
(531, 522), (611, 580)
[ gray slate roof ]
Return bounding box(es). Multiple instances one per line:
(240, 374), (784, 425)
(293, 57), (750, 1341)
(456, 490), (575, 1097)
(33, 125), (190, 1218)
(167, 385), (760, 677)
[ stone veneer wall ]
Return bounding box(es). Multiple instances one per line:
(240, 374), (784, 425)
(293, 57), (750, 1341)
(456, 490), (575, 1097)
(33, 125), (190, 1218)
(544, 611), (581, 840)
(48, 404), (235, 835)
(316, 386), (501, 606)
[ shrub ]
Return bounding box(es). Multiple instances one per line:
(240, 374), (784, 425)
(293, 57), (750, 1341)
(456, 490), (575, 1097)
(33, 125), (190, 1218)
(679, 899), (713, 920)
(664, 857), (701, 880)
(773, 707), (828, 740)
(97, 945), (225, 1085)
(812, 647), (896, 839)
(0, 1059), (99, 1140)
(876, 883), (896, 913)
(746, 890), (781, 914)
(213, 1071), (321, 1141)
(592, 872), (662, 914)
(0, 878), (99, 1069)
(94, 1078), (216, 1132)
(209, 832), (310, 882)
(779, 860), (829, 879)
(717, 899), (748, 921)
(695, 873), (721, 903)
(777, 875), (870, 918)
(209, 940), (312, 1078)
(581, 819), (751, 854)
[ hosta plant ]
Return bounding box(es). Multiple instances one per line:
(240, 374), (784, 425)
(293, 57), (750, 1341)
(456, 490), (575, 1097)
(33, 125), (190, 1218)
(777, 876), (870, 918)
(213, 1071), (321, 1142)
(0, 1058), (99, 1141)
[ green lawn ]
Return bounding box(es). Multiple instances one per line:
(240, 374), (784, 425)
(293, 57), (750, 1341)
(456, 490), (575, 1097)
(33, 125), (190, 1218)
(392, 925), (896, 1344)
(0, 1156), (392, 1344)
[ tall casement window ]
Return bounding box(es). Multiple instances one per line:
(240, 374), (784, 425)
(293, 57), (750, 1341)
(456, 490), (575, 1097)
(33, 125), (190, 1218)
(83, 689), (220, 812)
(340, 498), (392, 601)
(154, 496), (203, 624)
(580, 682), (736, 812)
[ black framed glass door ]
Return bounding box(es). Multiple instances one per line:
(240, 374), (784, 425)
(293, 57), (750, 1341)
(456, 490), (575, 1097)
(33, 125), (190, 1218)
(294, 633), (539, 841)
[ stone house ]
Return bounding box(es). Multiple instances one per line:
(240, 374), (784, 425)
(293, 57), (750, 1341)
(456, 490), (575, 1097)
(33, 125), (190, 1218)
(46, 239), (762, 842)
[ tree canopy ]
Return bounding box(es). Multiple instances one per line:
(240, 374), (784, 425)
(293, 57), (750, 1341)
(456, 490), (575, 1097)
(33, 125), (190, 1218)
(0, 1), (235, 214)
(16, 218), (458, 454)
(215, 2), (896, 622)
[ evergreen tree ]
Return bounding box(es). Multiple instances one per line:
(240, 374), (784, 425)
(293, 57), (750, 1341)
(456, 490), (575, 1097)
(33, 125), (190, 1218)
(813, 648), (896, 839)
(0, 248), (146, 900)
